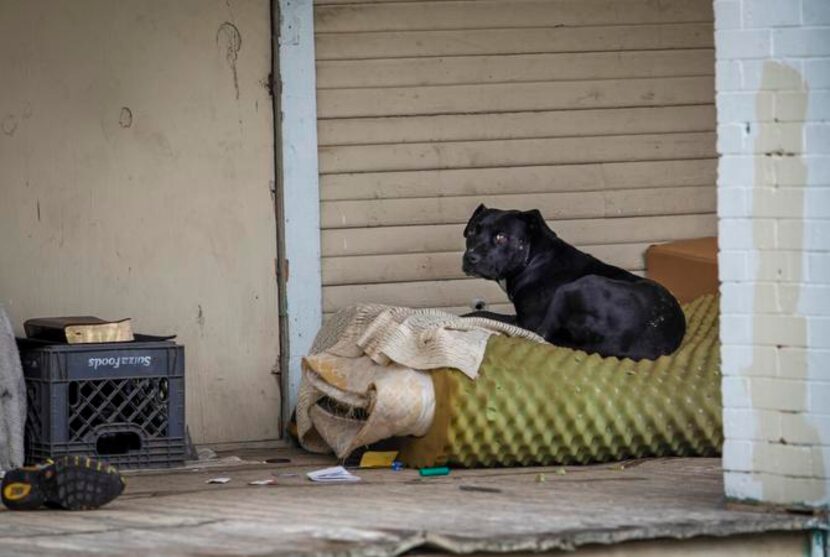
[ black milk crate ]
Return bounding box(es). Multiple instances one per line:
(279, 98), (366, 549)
(17, 337), (186, 469)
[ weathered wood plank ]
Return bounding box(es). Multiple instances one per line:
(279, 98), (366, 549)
(317, 76), (716, 118)
(320, 159), (717, 201)
(322, 242), (650, 285)
(315, 24), (715, 60)
(324, 278), (508, 311)
(314, 1), (714, 33)
(321, 186), (715, 228)
(323, 302), (517, 321)
(319, 131), (715, 173)
(318, 105), (716, 146)
(0, 455), (817, 557)
(321, 214), (718, 257)
(317, 49), (713, 89)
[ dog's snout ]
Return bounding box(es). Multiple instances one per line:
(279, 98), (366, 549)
(464, 251), (481, 265)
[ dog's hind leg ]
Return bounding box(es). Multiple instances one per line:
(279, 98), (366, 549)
(536, 279), (610, 351)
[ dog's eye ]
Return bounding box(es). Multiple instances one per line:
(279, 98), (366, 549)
(494, 233), (508, 245)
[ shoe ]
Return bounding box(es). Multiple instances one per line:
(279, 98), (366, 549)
(2, 456), (125, 511)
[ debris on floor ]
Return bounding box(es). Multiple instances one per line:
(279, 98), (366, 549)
(419, 466), (450, 477)
(248, 479), (278, 486)
(306, 466), (361, 483)
(206, 477), (231, 484)
(358, 451), (398, 469)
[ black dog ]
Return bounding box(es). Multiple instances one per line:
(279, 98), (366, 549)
(462, 205), (686, 361)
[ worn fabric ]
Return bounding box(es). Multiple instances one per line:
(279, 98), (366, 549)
(297, 304), (543, 458)
(0, 307), (26, 470)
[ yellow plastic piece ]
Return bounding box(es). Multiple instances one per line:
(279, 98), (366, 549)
(359, 451), (399, 468)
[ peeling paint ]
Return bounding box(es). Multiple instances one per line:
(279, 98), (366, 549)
(216, 22), (242, 100)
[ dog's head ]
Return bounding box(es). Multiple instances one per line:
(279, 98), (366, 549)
(462, 204), (548, 280)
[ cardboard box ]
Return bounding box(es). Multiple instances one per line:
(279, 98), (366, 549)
(646, 237), (719, 303)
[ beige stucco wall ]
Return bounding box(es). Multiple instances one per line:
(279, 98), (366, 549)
(0, 0), (280, 444)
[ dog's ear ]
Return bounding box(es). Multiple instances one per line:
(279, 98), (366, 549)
(463, 204), (487, 237)
(521, 209), (546, 231)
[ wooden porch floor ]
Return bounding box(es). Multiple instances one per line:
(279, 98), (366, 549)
(0, 449), (822, 556)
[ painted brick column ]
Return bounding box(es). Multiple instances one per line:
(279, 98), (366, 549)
(715, 0), (830, 508)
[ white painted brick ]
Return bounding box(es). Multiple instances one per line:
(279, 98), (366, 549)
(770, 476), (830, 506)
(753, 314), (808, 347)
(756, 250), (805, 282)
(721, 314), (755, 345)
(807, 252), (830, 282)
(718, 187), (750, 217)
(781, 155), (830, 186)
(718, 0), (830, 502)
(723, 408), (783, 440)
(719, 250), (750, 281)
(773, 157), (807, 187)
(715, 0), (742, 30)
(719, 283), (754, 313)
(808, 317), (830, 348)
(717, 123), (751, 154)
(777, 90), (830, 121)
(805, 219), (830, 249)
(774, 27), (830, 57)
(775, 220), (807, 250)
(753, 189), (806, 220)
(723, 342), (780, 375)
(757, 442), (815, 476)
(804, 59), (830, 88)
(722, 375), (752, 407)
(755, 122), (806, 155)
(716, 29), (773, 59)
(805, 190), (830, 218)
(716, 60), (743, 91)
(720, 341), (752, 375)
(805, 348), (830, 381)
(718, 122), (805, 155)
(779, 284), (830, 315)
(779, 219), (830, 251)
(808, 381), (830, 413)
(723, 439), (755, 470)
(781, 412), (830, 444)
(716, 91), (763, 123)
(751, 377), (809, 411)
(744, 0), (802, 28)
(814, 447), (830, 478)
(806, 123), (830, 154)
(717, 155), (776, 189)
(778, 346), (808, 377)
(724, 470), (765, 501)
(742, 59), (805, 91)
(804, 0), (830, 25)
(720, 218), (777, 249)
(724, 439), (754, 469)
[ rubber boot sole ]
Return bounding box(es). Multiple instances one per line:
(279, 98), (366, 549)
(2, 456), (125, 511)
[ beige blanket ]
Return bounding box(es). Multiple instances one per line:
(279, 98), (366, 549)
(297, 304), (543, 458)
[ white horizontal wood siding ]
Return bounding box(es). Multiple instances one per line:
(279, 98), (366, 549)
(314, 0), (717, 316)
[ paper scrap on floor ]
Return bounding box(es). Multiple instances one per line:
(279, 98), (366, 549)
(249, 479), (278, 486)
(307, 466), (361, 483)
